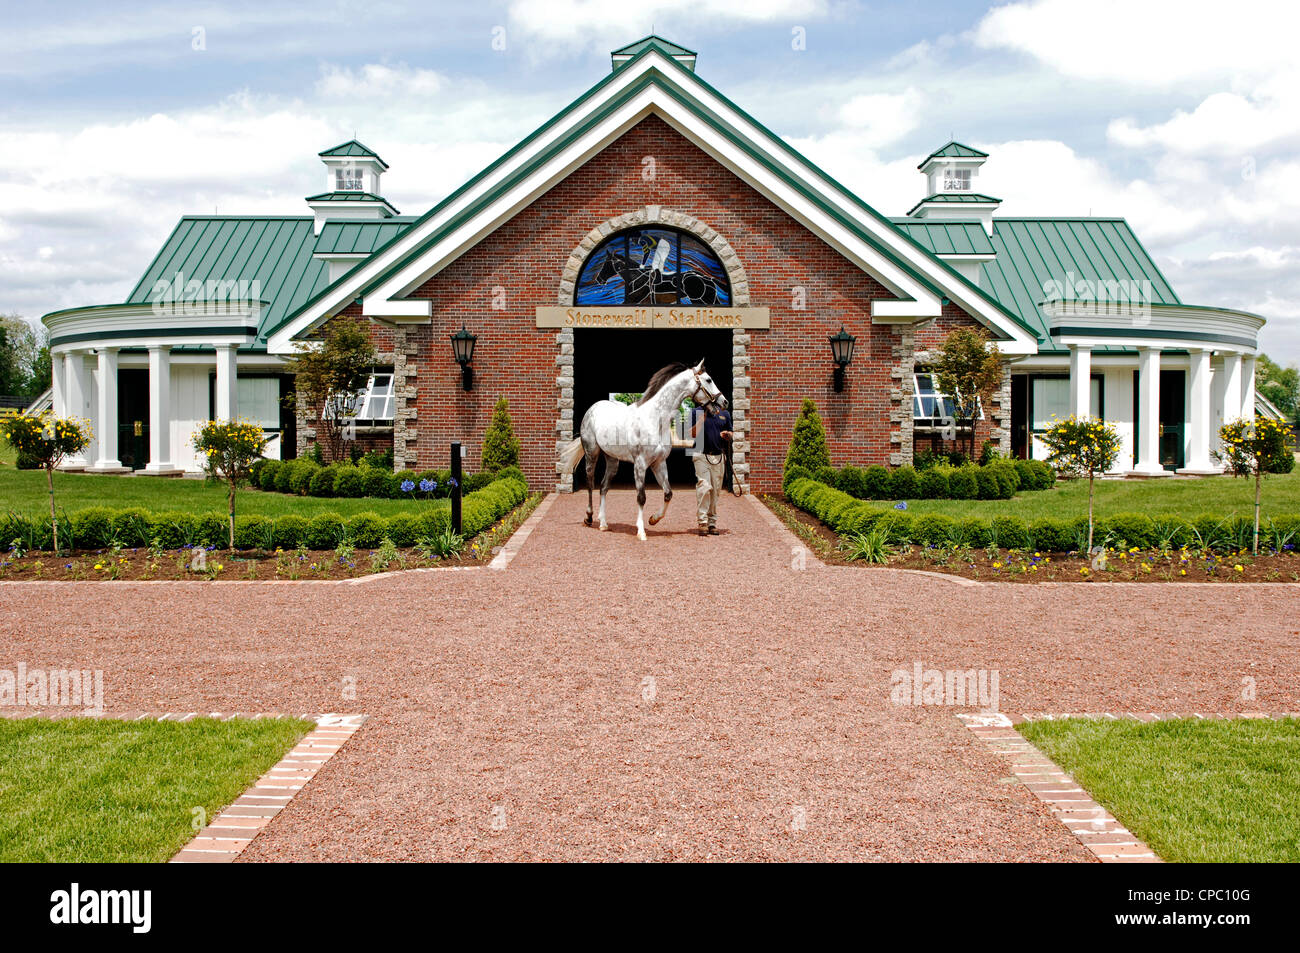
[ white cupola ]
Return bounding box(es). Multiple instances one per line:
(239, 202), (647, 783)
(908, 141), (1000, 235)
(306, 139), (399, 233)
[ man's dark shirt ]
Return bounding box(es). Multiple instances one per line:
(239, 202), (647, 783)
(694, 407), (732, 456)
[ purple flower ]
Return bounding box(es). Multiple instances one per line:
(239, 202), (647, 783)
(893, 501), (908, 510)
(419, 478), (436, 493)
(400, 480), (416, 493)
(447, 477), (459, 489)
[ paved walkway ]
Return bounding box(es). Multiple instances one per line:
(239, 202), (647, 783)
(3, 488), (1299, 860)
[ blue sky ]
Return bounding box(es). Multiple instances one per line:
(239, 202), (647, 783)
(2, 0), (1298, 360)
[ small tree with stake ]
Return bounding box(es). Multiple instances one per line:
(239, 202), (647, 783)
(931, 327), (1004, 461)
(193, 419), (267, 550)
(1214, 416), (1295, 554)
(1039, 415), (1122, 555)
(0, 413), (91, 553)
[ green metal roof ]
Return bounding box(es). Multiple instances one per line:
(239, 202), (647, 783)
(125, 217), (332, 346)
(611, 35), (696, 57)
(918, 141), (988, 168)
(888, 219), (994, 255)
(906, 193), (1002, 216)
(318, 139), (389, 169)
(313, 218), (417, 256)
(305, 191), (399, 213)
(979, 218), (1181, 350)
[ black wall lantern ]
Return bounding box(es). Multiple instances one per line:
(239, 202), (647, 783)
(450, 324), (477, 391)
(829, 325), (856, 392)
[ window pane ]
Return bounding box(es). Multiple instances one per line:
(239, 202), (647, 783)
(237, 377), (280, 429)
(1032, 377), (1101, 429)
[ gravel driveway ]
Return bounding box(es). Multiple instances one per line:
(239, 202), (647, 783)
(3, 489), (1298, 861)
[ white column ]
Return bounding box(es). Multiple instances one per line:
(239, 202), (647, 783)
(1221, 353), (1243, 425)
(215, 344), (238, 421)
(1133, 346), (1166, 475)
(1069, 345), (1092, 418)
(144, 345), (177, 474)
(91, 347), (124, 471)
(51, 351), (66, 417)
(1241, 355), (1256, 420)
(1180, 347), (1216, 473)
(62, 351), (91, 469)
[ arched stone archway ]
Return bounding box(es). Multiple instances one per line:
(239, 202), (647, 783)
(552, 207), (752, 493)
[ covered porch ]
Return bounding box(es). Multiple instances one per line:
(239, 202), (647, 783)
(45, 303), (292, 474)
(1010, 304), (1265, 475)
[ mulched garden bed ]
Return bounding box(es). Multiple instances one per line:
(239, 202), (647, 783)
(0, 494), (543, 582)
(765, 495), (1300, 583)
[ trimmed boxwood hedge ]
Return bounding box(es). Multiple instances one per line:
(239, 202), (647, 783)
(5, 476), (530, 552)
(785, 458), (1053, 502)
(782, 476), (1288, 554)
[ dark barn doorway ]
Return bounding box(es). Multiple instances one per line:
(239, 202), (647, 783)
(116, 368), (149, 471)
(573, 328), (733, 486)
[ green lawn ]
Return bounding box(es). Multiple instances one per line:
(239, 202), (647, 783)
(0, 716), (314, 862)
(0, 464), (432, 518)
(904, 470), (1300, 521)
(1019, 717), (1300, 863)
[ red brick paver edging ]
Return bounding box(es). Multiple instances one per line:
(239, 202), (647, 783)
(956, 712), (1160, 863)
(170, 713), (366, 864)
(959, 711), (1300, 863)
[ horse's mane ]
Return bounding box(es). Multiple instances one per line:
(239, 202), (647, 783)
(637, 363), (690, 405)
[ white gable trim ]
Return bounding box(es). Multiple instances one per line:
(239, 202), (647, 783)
(267, 50), (1037, 355)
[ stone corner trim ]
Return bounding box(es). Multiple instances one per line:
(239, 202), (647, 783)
(956, 712), (1161, 864)
(170, 712), (367, 864)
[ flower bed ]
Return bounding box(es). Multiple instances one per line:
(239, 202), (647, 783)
(0, 491), (544, 581)
(251, 458), (523, 501)
(773, 478), (1300, 582)
(0, 476), (528, 553)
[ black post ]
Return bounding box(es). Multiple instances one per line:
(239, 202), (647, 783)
(450, 441), (462, 535)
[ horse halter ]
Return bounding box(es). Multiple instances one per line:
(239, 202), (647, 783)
(692, 369), (726, 413)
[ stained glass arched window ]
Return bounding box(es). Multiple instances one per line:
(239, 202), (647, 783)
(575, 227), (731, 307)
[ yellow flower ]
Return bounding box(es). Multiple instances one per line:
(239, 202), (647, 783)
(1234, 564), (1244, 572)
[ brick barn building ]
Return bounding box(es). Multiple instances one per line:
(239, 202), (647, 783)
(44, 36), (1269, 490)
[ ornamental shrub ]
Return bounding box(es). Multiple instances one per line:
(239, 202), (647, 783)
(991, 515), (1031, 550)
(234, 515), (273, 549)
(149, 511), (198, 549)
(1013, 459), (1035, 492)
(0, 412), (93, 553)
(1040, 416), (1123, 553)
(1027, 459), (1055, 490)
(195, 513), (227, 547)
(305, 513), (345, 549)
(974, 467), (1000, 500)
(417, 502), (452, 539)
(193, 419), (269, 548)
(782, 465), (811, 494)
(463, 472), (494, 494)
(482, 397), (522, 473)
(918, 467), (949, 500)
(1215, 416), (1297, 553)
(913, 513), (957, 545)
(70, 507), (115, 549)
(784, 398), (831, 474)
(274, 460), (295, 493)
(862, 465), (891, 500)
(273, 515), (309, 549)
(359, 449), (393, 470)
(333, 465), (365, 498)
(259, 459), (282, 490)
(344, 512), (386, 548)
(947, 466), (977, 500)
(362, 466), (398, 499)
(111, 508), (154, 547)
(1029, 518), (1075, 553)
(836, 465), (868, 499)
(957, 516), (992, 547)
(1102, 512), (1156, 549)
(890, 465), (919, 500)
(495, 465), (526, 487)
(987, 463), (1017, 499)
(310, 464), (338, 497)
(876, 511), (915, 544)
(383, 512), (421, 547)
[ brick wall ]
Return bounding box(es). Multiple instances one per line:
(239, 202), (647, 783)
(345, 115), (993, 490)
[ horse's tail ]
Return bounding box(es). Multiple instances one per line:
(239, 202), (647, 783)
(558, 437), (585, 474)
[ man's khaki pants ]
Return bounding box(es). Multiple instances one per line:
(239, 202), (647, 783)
(693, 452), (726, 529)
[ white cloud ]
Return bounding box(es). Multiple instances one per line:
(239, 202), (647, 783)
(836, 88), (925, 148)
(972, 0), (1300, 87)
(504, 0), (830, 52)
(316, 63), (445, 100)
